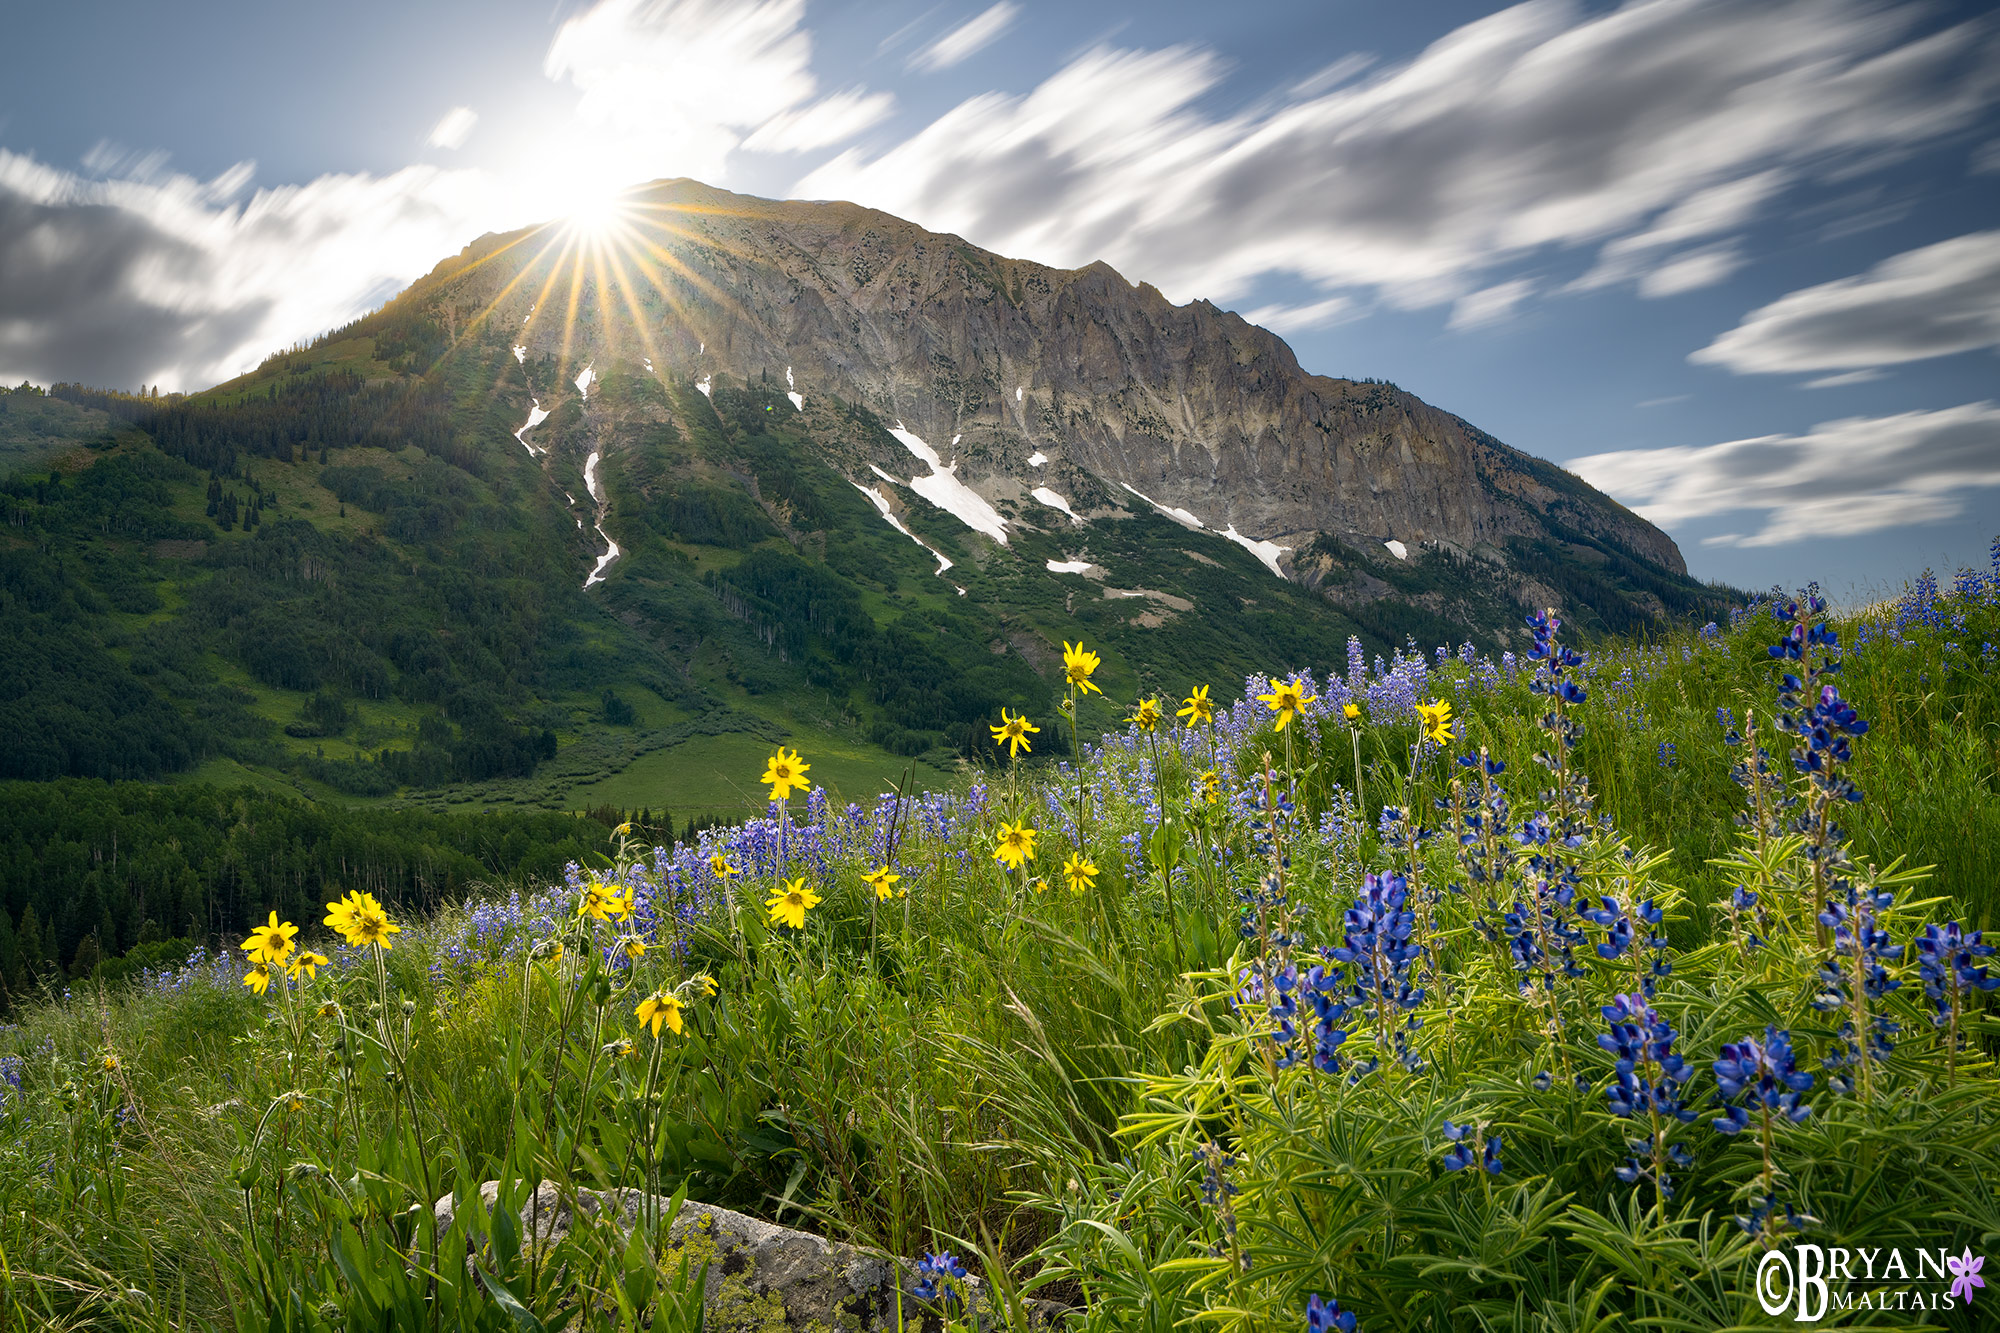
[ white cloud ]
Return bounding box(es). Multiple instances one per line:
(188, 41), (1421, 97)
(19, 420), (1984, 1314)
(1692, 230), (2000, 374)
(544, 0), (815, 184)
(908, 4), (1019, 73)
(1803, 369), (1885, 388)
(1637, 243), (1746, 298)
(1567, 402), (2000, 546)
(1242, 294), (1356, 334)
(1448, 278), (1535, 330)
(1570, 171), (1781, 293)
(741, 89), (896, 153)
(427, 107), (478, 150)
(801, 0), (1999, 323)
(538, 0), (895, 194)
(0, 148), (501, 391)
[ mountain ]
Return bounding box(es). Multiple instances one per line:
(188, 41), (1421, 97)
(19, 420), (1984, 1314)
(0, 180), (1727, 811)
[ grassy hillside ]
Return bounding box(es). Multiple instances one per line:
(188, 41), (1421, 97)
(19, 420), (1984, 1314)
(0, 551), (1994, 1329)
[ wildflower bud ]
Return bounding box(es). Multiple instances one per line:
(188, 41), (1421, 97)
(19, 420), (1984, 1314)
(400, 999), (417, 1016)
(288, 1161), (322, 1182)
(316, 1300), (346, 1325)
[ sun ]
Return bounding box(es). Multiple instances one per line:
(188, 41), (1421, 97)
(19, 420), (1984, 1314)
(560, 179), (634, 243)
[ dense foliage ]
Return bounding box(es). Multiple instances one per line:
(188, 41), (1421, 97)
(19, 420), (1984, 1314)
(1, 549), (1994, 1329)
(0, 784), (619, 1006)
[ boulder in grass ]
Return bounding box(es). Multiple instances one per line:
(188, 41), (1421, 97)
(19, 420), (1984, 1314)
(432, 1181), (1065, 1331)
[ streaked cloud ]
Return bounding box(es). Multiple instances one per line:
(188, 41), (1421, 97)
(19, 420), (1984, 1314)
(1803, 369), (1886, 389)
(802, 1), (2000, 326)
(1568, 402), (2000, 546)
(1242, 294), (1356, 334)
(1637, 244), (1747, 298)
(908, 4), (1019, 73)
(0, 148), (497, 391)
(1692, 230), (2000, 374)
(544, 0), (818, 184)
(1448, 279), (1535, 331)
(741, 89), (896, 153)
(427, 107), (478, 150)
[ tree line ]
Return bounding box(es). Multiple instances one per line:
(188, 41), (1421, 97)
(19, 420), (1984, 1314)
(0, 781), (615, 1011)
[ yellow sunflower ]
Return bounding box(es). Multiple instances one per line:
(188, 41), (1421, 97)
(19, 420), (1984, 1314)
(1415, 698), (1456, 745)
(993, 820), (1038, 870)
(241, 911), (298, 965)
(1131, 697), (1164, 733)
(765, 877), (822, 929)
(635, 991), (684, 1038)
(1062, 641), (1103, 695)
(862, 865), (903, 900)
(1062, 854), (1098, 894)
(324, 890), (397, 948)
(1177, 685), (1214, 726)
(990, 709), (1040, 759)
(285, 950), (330, 982)
(761, 747), (812, 802)
(1256, 676), (1316, 732)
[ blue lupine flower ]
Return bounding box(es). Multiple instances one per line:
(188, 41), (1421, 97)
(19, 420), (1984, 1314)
(1581, 895), (1672, 995)
(1304, 959), (1353, 1074)
(1812, 890), (1904, 1092)
(910, 1251), (968, 1308)
(1441, 1120), (1474, 1171)
(1915, 921), (1999, 1026)
(1441, 1122), (1503, 1175)
(1193, 1140), (1244, 1249)
(1306, 1293), (1358, 1333)
(1329, 872), (1427, 1072)
(1599, 993), (1696, 1197)
(1712, 1028), (1813, 1138)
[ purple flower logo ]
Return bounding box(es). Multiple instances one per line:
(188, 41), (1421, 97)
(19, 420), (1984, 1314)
(1948, 1248), (1985, 1304)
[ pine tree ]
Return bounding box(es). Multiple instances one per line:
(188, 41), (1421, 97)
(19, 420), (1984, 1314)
(0, 909), (17, 993)
(15, 904), (47, 982)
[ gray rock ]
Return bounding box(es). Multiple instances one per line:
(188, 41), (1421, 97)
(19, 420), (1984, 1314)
(432, 1181), (1064, 1331)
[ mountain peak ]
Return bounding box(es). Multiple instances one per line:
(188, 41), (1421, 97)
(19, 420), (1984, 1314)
(366, 177), (1703, 645)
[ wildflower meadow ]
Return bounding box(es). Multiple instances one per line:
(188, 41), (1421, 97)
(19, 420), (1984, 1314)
(3, 547), (1999, 1330)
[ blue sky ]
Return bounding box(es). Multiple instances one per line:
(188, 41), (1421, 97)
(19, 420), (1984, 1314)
(2, 0), (1996, 599)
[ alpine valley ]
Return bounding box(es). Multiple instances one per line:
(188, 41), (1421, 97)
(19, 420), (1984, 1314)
(0, 179), (1726, 818)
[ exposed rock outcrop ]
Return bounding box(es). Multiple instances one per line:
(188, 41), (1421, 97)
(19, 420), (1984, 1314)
(421, 179), (1682, 577)
(432, 1181), (1063, 1331)
(383, 178), (1709, 643)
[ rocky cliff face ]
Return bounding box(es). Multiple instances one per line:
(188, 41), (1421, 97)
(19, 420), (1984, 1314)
(403, 178), (1696, 636)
